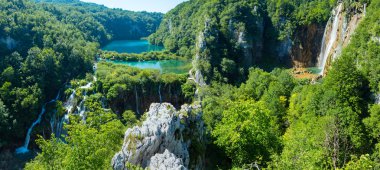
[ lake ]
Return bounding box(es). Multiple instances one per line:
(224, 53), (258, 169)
(102, 40), (164, 54)
(306, 67), (322, 74)
(103, 59), (191, 74)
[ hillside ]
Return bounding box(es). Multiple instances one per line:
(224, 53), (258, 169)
(0, 0), (161, 160)
(1, 0), (380, 169)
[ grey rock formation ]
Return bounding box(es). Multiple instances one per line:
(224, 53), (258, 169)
(112, 103), (204, 170)
(148, 149), (187, 170)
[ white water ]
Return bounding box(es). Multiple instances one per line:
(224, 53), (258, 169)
(16, 92), (60, 154)
(77, 82), (93, 121)
(135, 85), (140, 115)
(318, 3), (343, 75)
(64, 91), (76, 114)
(80, 82), (93, 89)
(53, 90), (76, 137)
(158, 84), (162, 103)
(54, 82), (93, 138)
(77, 96), (87, 121)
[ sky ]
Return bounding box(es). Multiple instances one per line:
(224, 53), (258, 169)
(80, 0), (188, 13)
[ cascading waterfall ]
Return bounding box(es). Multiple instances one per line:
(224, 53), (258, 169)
(55, 82), (93, 137)
(158, 84), (162, 103)
(55, 90), (76, 138)
(77, 95), (87, 121)
(317, 3), (343, 75)
(135, 85), (140, 115)
(64, 91), (76, 114)
(15, 72), (95, 153)
(77, 82), (93, 121)
(49, 110), (57, 136)
(16, 91), (61, 154)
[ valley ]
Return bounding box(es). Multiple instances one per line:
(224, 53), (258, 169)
(0, 0), (379, 169)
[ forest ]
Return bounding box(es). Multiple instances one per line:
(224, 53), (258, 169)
(1, 0), (380, 169)
(0, 0), (162, 165)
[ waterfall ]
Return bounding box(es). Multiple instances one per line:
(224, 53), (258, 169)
(16, 91), (60, 154)
(76, 82), (93, 121)
(158, 84), (162, 103)
(64, 91), (76, 115)
(80, 82), (93, 89)
(77, 95), (87, 121)
(135, 85), (140, 115)
(50, 111), (55, 134)
(317, 3), (343, 75)
(54, 90), (76, 138)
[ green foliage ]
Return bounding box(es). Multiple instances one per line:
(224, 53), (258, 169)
(344, 154), (380, 170)
(100, 50), (185, 62)
(338, 0), (380, 92)
(122, 110), (138, 128)
(202, 69), (295, 167)
(96, 62), (188, 115)
(364, 105), (380, 140)
(266, 0), (337, 39)
(181, 80), (196, 101)
(271, 52), (372, 168)
(212, 99), (281, 165)
(271, 114), (335, 169)
(1, 0), (380, 170)
(35, 0), (162, 43)
(0, 99), (10, 147)
(0, 0), (161, 149)
(25, 93), (126, 169)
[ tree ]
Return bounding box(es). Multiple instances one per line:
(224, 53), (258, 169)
(0, 99), (10, 147)
(212, 99), (281, 165)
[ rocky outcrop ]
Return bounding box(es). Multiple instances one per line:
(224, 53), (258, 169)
(290, 23), (325, 67)
(284, 3), (364, 69)
(148, 149), (187, 170)
(317, 3), (364, 75)
(189, 22), (209, 88)
(111, 103), (205, 170)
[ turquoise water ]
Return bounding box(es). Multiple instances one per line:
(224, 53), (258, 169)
(104, 60), (190, 74)
(102, 40), (164, 54)
(307, 67), (323, 74)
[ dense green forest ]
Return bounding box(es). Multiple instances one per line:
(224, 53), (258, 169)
(0, 0), (379, 169)
(0, 0), (161, 153)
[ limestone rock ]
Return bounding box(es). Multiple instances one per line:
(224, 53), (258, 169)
(111, 103), (204, 170)
(148, 149), (187, 170)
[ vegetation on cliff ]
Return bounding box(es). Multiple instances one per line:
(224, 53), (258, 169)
(1, 0), (379, 169)
(0, 0), (161, 150)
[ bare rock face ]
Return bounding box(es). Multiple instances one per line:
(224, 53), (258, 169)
(111, 103), (204, 170)
(148, 149), (187, 170)
(291, 23), (325, 68)
(291, 3), (364, 69)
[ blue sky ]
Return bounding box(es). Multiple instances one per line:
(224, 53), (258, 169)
(80, 0), (188, 13)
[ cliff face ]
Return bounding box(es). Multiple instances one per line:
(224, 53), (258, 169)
(288, 3), (364, 70)
(149, 0), (267, 82)
(290, 24), (325, 67)
(317, 3), (364, 75)
(112, 103), (205, 170)
(107, 82), (186, 116)
(234, 19), (265, 68)
(151, 0), (366, 75)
